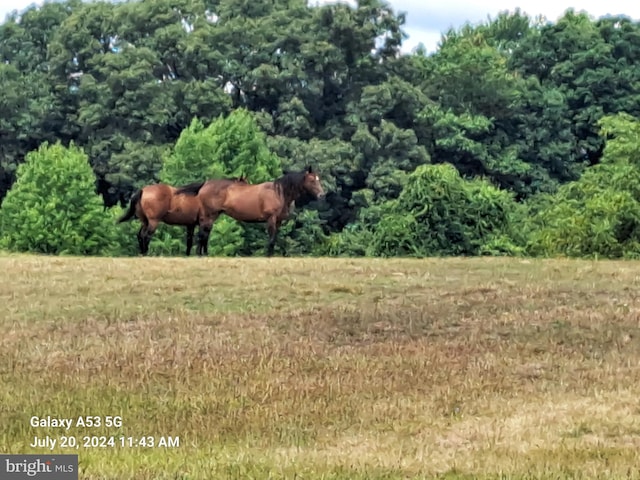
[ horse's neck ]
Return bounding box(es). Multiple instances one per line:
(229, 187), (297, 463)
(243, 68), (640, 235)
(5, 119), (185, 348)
(281, 200), (296, 218)
(285, 186), (304, 206)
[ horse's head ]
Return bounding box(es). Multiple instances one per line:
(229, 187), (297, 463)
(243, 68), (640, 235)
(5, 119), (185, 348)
(302, 166), (326, 200)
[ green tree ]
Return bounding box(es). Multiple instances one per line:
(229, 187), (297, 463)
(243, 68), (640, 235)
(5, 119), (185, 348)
(508, 10), (640, 182)
(0, 0), (74, 202)
(525, 113), (640, 258)
(369, 163), (520, 257)
(412, 26), (546, 197)
(160, 109), (281, 185)
(45, 0), (233, 206)
(154, 109), (283, 256)
(346, 77), (431, 201)
(0, 142), (120, 255)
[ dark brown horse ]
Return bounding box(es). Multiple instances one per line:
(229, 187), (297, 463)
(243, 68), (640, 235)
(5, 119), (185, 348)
(175, 166), (325, 256)
(117, 177), (247, 256)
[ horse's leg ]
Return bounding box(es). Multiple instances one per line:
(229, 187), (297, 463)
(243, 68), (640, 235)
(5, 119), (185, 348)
(137, 226), (146, 256)
(142, 220), (159, 256)
(206, 213), (222, 256)
(197, 227), (212, 257)
(195, 228), (203, 256)
(277, 219), (287, 257)
(137, 217), (150, 256)
(196, 226), (204, 257)
(185, 224), (195, 257)
(197, 213), (218, 257)
(196, 223), (209, 257)
(266, 216), (279, 257)
(202, 228), (211, 257)
(142, 227), (151, 256)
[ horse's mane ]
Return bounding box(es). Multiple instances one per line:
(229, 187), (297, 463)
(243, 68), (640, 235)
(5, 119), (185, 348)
(175, 180), (206, 196)
(274, 171), (307, 203)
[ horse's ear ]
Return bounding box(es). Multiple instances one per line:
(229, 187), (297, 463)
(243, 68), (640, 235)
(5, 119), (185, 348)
(306, 165), (313, 174)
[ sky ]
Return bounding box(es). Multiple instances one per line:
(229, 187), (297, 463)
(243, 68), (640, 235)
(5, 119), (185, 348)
(2, 0), (640, 53)
(394, 0), (640, 52)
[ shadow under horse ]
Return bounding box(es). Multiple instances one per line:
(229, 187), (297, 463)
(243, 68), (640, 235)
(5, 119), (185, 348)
(175, 166), (326, 257)
(117, 176), (248, 256)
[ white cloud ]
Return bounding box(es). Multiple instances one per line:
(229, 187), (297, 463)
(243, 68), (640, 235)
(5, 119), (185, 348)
(0, 0), (42, 21)
(391, 0), (640, 52)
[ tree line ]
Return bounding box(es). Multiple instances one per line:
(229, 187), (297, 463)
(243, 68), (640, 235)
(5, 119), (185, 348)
(1, 0), (640, 258)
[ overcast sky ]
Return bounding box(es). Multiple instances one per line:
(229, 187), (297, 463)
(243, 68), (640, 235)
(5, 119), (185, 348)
(395, 0), (640, 52)
(2, 0), (640, 53)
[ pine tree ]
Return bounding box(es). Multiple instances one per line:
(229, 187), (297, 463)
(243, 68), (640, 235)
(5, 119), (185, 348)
(0, 141), (119, 255)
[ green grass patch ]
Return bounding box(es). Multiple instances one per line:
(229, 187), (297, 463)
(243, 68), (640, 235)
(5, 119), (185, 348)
(2, 255), (640, 478)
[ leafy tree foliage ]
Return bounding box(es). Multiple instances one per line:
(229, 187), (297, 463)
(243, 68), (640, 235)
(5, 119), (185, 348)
(159, 108), (281, 188)
(3, 0), (640, 258)
(524, 114), (640, 258)
(369, 164), (519, 257)
(151, 109), (283, 256)
(0, 142), (121, 255)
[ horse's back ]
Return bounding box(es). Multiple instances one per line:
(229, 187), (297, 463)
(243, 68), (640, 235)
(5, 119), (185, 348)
(141, 183), (174, 198)
(136, 184), (170, 218)
(197, 178), (250, 212)
(201, 178), (245, 196)
(140, 183), (198, 224)
(165, 191), (201, 224)
(222, 182), (279, 221)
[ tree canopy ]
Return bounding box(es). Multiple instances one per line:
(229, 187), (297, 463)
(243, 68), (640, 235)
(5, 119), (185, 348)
(2, 0), (640, 258)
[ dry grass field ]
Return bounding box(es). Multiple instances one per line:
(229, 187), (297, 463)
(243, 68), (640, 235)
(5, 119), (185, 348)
(1, 253), (640, 479)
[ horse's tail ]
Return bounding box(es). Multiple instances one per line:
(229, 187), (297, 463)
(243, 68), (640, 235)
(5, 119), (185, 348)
(175, 180), (206, 196)
(117, 189), (142, 223)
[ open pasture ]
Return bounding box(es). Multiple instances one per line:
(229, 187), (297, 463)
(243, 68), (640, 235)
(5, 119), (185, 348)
(1, 254), (640, 479)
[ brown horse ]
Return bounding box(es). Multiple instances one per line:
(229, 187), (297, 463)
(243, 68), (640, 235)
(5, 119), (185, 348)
(175, 166), (325, 256)
(117, 177), (247, 256)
